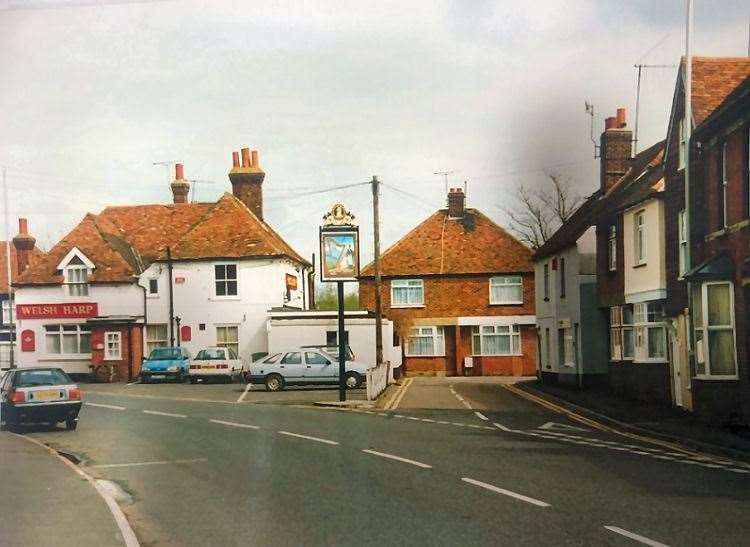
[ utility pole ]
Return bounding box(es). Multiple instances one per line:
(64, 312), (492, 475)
(2, 167), (14, 369)
(371, 176), (383, 375)
(167, 246), (175, 346)
(433, 170), (455, 195)
(685, 0), (693, 273)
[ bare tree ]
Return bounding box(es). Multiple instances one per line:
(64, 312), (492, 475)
(504, 172), (584, 250)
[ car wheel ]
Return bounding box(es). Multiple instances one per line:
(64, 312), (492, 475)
(344, 372), (363, 389)
(65, 418), (78, 431)
(189, 376), (197, 384)
(265, 374), (284, 392)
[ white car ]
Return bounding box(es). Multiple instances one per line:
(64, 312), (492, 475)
(188, 347), (243, 383)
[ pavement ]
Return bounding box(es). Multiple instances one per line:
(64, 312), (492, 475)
(4, 376), (750, 546)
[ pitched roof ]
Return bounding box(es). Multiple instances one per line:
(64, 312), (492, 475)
(360, 208), (532, 278)
(690, 57), (750, 125)
(0, 243), (44, 292)
(533, 191), (601, 260)
(694, 73), (750, 137)
(16, 193), (309, 286)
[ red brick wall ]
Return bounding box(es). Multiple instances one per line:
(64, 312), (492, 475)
(596, 218), (624, 307)
(91, 325), (139, 382)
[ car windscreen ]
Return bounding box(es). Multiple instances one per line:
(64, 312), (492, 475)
(148, 348), (181, 360)
(195, 349), (225, 360)
(14, 369), (71, 388)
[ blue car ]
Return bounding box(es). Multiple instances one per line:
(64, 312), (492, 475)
(141, 347), (192, 383)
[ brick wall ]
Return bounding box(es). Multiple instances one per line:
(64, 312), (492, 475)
(595, 218), (624, 308)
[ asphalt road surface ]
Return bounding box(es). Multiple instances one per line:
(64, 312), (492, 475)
(15, 378), (750, 546)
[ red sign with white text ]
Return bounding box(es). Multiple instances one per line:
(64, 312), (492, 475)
(16, 303), (99, 320)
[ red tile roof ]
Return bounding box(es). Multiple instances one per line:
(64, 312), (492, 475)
(16, 193), (308, 286)
(690, 57), (750, 125)
(360, 208), (532, 278)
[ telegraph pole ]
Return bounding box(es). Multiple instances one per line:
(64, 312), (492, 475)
(3, 167), (14, 368)
(371, 176), (383, 374)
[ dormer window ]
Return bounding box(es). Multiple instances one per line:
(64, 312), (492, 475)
(65, 257), (89, 296)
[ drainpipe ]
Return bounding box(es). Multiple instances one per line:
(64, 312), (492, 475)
(167, 247), (175, 346)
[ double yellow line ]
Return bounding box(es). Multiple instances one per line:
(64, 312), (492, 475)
(383, 377), (413, 411)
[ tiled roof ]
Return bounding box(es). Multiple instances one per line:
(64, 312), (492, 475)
(16, 193), (309, 286)
(360, 208), (532, 278)
(533, 191), (601, 260)
(694, 74), (750, 136)
(690, 57), (750, 125)
(0, 243), (44, 292)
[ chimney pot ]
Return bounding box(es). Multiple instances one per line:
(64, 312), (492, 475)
(229, 147), (266, 220)
(616, 108), (626, 128)
(12, 217), (36, 275)
(605, 117), (617, 130)
(241, 148), (251, 168)
(232, 151), (240, 168)
(251, 150), (259, 167)
(175, 163), (184, 180)
(18, 218), (28, 235)
(447, 187), (466, 218)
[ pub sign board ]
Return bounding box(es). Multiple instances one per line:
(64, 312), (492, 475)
(16, 302), (99, 320)
(320, 203), (359, 283)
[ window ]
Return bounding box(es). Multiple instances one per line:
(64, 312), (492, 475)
(634, 211), (646, 265)
(471, 325), (521, 356)
(148, 278), (158, 296)
(608, 225), (617, 271)
(326, 330), (349, 347)
(305, 352), (331, 365)
(44, 324), (91, 355)
(543, 264), (549, 300)
(263, 353), (282, 364)
(633, 302), (666, 361)
(391, 279), (424, 307)
(559, 259), (566, 298)
(693, 282), (736, 378)
(406, 326), (444, 356)
(544, 327), (550, 369)
(557, 327), (574, 367)
(146, 324), (168, 354)
(720, 142), (728, 229)
(65, 258), (89, 296)
(216, 325), (239, 357)
(609, 306), (634, 361)
(214, 264), (238, 297)
(1, 299), (13, 325)
(678, 210), (687, 277)
(104, 332), (121, 360)
(490, 276), (523, 305)
(281, 352), (302, 365)
(678, 117), (686, 170)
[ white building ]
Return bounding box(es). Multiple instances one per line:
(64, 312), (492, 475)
(13, 149), (312, 380)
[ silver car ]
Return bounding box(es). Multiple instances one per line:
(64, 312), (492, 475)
(245, 348), (368, 392)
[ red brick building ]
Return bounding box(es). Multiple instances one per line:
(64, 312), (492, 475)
(359, 188), (536, 376)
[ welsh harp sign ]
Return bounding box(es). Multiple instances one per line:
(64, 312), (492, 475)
(319, 203), (359, 282)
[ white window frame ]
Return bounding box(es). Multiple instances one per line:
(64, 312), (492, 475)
(215, 324), (240, 357)
(471, 325), (521, 356)
(214, 263), (239, 298)
(634, 210), (646, 266)
(1, 299), (13, 326)
(608, 225), (617, 271)
(489, 275), (523, 305)
(609, 305), (635, 361)
(104, 331), (122, 360)
(391, 279), (424, 308)
(678, 210), (687, 277)
(147, 278), (159, 297)
(678, 117), (686, 170)
(405, 326), (444, 357)
(721, 141), (728, 229)
(65, 264), (89, 296)
(633, 302), (667, 363)
(694, 281), (737, 379)
(43, 324), (91, 356)
(146, 324), (169, 355)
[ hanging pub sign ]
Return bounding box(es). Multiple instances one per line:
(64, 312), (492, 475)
(319, 203), (360, 282)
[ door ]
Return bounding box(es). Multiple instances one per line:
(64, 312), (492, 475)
(669, 331), (683, 407)
(279, 352), (305, 382)
(304, 351), (335, 383)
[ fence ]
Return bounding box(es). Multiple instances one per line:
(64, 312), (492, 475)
(366, 361), (389, 401)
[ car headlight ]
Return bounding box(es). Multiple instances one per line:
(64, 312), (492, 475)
(167, 365), (179, 372)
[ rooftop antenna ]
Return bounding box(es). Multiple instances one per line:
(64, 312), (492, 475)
(584, 101), (600, 158)
(633, 64), (677, 153)
(152, 160), (181, 184)
(433, 170), (455, 195)
(187, 179), (218, 202)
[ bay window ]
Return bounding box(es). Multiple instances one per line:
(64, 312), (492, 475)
(406, 326), (444, 356)
(490, 275), (523, 305)
(633, 302), (666, 361)
(471, 325), (521, 356)
(693, 282), (737, 378)
(391, 279), (424, 307)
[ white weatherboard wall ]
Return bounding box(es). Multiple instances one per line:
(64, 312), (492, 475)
(14, 283), (143, 373)
(267, 314), (402, 369)
(140, 258), (305, 362)
(623, 198), (666, 303)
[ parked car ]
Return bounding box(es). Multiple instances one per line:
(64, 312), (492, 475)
(300, 344), (356, 361)
(141, 347), (191, 383)
(189, 347), (244, 383)
(245, 348), (369, 391)
(0, 367), (82, 430)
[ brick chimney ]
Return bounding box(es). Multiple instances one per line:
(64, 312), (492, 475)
(447, 187), (466, 218)
(170, 163), (190, 204)
(600, 107), (632, 193)
(12, 218), (36, 276)
(228, 148), (265, 220)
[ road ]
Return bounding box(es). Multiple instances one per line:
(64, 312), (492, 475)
(13, 378), (750, 546)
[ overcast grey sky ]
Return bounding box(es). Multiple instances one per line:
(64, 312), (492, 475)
(1, 0), (748, 272)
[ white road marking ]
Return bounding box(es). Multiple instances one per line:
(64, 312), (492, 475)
(385, 377), (413, 410)
(493, 422), (513, 432)
(474, 411), (488, 421)
(394, 414), (406, 418)
(421, 418), (435, 423)
(461, 477), (550, 507)
(436, 420), (450, 425)
(278, 431), (339, 445)
(728, 468), (750, 474)
(407, 416), (421, 421)
(538, 421), (589, 432)
(362, 449), (432, 468)
(125, 381), (137, 387)
(452, 422), (466, 427)
(236, 383), (252, 403)
(86, 402), (126, 411)
(604, 526), (670, 547)
(209, 419), (260, 430)
(90, 458), (208, 469)
(142, 410), (187, 418)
